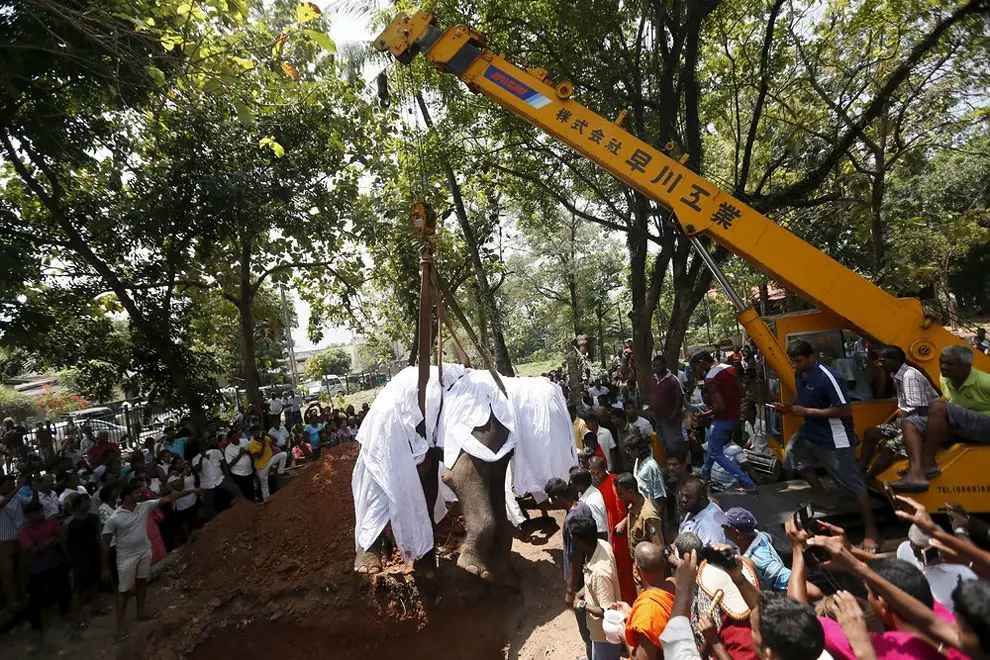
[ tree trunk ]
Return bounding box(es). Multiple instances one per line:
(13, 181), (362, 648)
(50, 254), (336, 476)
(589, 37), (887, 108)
(474, 283), (491, 357)
(568, 267), (580, 338)
(663, 300), (694, 368)
(237, 235), (263, 418)
(629, 196), (667, 399)
(759, 281), (770, 316)
(869, 110), (889, 279)
(596, 303), (606, 369)
(869, 175), (886, 278)
(408, 323), (419, 367)
(415, 93), (515, 377)
(568, 219), (581, 337)
(138, 323), (208, 427)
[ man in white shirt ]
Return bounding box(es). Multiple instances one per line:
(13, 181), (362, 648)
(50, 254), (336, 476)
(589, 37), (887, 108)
(588, 381), (609, 407)
(877, 345), (940, 492)
(36, 474), (61, 520)
(267, 421), (291, 450)
(102, 482), (199, 640)
(584, 414), (618, 473)
(58, 473), (89, 513)
(79, 426), (96, 457)
(266, 394), (284, 429)
(623, 400), (653, 438)
(283, 392), (301, 428)
(192, 438), (243, 519)
(896, 524), (977, 613)
(570, 467), (609, 539)
(224, 435), (256, 501)
(677, 477), (727, 547)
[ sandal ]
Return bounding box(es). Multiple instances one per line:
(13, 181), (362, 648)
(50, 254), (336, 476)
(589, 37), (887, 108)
(889, 478), (930, 493)
(896, 467), (941, 479)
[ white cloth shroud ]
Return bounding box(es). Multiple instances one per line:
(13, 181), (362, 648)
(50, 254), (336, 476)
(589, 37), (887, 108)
(352, 366), (442, 561)
(353, 364), (576, 559)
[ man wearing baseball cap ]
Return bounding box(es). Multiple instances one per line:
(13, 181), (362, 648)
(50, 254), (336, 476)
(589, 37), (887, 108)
(717, 507), (792, 592)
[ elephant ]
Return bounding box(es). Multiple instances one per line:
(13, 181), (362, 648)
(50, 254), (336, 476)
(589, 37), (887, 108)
(352, 364), (576, 582)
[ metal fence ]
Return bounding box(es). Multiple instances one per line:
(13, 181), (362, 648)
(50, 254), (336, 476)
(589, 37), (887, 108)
(21, 400), (170, 455)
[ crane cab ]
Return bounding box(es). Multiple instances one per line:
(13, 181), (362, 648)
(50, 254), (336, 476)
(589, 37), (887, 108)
(760, 309), (990, 514)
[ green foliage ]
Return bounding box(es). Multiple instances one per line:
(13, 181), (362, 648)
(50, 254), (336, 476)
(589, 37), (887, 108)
(0, 0), (385, 418)
(0, 387), (36, 422)
(304, 348), (352, 379)
(2, 0), (989, 420)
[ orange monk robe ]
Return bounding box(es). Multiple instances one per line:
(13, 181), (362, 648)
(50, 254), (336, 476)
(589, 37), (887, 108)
(599, 473), (637, 603)
(625, 588), (675, 650)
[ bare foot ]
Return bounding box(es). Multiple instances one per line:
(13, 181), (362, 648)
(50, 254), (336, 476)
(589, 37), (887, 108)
(859, 538), (881, 554)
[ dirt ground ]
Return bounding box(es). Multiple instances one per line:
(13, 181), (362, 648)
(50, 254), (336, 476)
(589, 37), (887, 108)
(0, 446), (585, 660)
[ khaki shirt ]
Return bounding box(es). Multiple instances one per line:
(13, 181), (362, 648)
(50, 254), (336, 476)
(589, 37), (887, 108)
(583, 540), (621, 642)
(628, 497), (662, 559)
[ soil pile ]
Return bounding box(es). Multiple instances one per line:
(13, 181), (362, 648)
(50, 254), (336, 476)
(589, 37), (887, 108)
(138, 444), (517, 660)
(178, 442), (361, 595)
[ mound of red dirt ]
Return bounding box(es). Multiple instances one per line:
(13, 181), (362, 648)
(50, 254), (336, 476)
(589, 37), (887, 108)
(138, 444), (518, 660)
(178, 443), (361, 595)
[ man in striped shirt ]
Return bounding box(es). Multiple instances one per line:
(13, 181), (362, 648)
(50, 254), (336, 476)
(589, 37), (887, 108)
(1, 475), (29, 611)
(878, 346), (940, 492)
(779, 339), (880, 553)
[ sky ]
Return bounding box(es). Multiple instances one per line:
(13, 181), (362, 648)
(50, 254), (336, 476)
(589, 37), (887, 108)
(290, 4), (376, 352)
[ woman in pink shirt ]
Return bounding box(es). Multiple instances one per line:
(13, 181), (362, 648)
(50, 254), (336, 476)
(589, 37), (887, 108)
(19, 500), (72, 640)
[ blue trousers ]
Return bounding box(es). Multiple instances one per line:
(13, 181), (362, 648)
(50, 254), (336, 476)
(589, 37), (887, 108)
(702, 420), (757, 489)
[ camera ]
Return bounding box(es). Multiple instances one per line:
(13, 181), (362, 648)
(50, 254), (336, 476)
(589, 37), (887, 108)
(920, 546), (940, 566)
(794, 502), (830, 569)
(700, 546), (737, 571)
(794, 502), (821, 535)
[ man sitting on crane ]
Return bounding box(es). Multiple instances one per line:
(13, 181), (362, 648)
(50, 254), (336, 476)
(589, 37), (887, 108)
(907, 345), (990, 490)
(862, 346), (939, 492)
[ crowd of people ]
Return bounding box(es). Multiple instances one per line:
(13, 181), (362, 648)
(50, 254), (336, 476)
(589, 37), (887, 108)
(546, 335), (990, 660)
(0, 395), (370, 646)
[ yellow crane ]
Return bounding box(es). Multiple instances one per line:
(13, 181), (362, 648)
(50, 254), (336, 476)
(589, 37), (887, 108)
(375, 11), (990, 513)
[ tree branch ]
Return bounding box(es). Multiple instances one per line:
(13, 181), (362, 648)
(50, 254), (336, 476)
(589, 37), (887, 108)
(739, 0), (786, 191)
(764, 0), (989, 209)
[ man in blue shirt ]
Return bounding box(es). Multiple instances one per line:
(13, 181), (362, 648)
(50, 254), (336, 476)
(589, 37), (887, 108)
(778, 339), (879, 552)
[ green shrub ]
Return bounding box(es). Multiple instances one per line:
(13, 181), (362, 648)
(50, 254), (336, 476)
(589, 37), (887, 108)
(0, 387), (37, 422)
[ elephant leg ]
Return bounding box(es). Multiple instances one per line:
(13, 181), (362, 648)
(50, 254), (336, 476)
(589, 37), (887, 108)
(414, 447), (440, 577)
(442, 412), (510, 581)
(354, 531), (385, 574)
(487, 452), (516, 586)
(443, 451), (495, 580)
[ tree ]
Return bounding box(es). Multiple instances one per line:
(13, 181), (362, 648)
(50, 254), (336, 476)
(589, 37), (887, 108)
(0, 0), (376, 420)
(779, 0), (989, 278)
(304, 348), (352, 380)
(884, 131), (990, 317)
(417, 0), (989, 397)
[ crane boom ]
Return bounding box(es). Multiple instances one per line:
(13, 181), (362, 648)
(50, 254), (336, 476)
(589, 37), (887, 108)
(374, 11), (990, 390)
